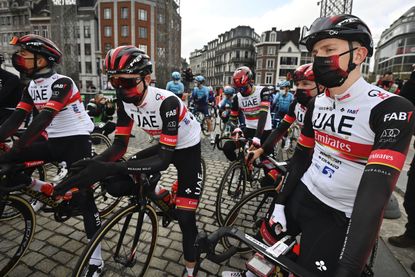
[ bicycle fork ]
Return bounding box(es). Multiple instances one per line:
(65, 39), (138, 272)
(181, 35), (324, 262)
(113, 206), (147, 267)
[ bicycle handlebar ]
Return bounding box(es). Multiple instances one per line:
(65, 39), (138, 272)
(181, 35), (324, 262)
(195, 226), (316, 277)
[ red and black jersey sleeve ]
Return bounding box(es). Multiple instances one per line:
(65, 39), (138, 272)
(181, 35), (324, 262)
(0, 87), (32, 142)
(255, 87), (272, 138)
(336, 96), (415, 276)
(120, 96), (180, 174)
(276, 98), (315, 205)
(262, 99), (297, 154)
(94, 97), (132, 162)
(229, 94), (239, 123)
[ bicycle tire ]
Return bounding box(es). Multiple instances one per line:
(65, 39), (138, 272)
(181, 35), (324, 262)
(201, 157), (207, 187)
(73, 203), (158, 277)
(223, 186), (277, 254)
(215, 161), (247, 226)
(0, 195), (36, 275)
(90, 133), (122, 217)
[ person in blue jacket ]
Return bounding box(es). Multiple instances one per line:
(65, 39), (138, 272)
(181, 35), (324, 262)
(166, 71), (185, 100)
(272, 80), (294, 128)
(191, 75), (214, 143)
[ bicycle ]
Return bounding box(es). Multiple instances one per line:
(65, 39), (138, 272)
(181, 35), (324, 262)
(220, 186), (377, 276)
(273, 123), (301, 162)
(0, 160), (121, 276)
(189, 102), (212, 137)
(195, 226), (316, 277)
(214, 135), (285, 226)
(73, 156), (207, 276)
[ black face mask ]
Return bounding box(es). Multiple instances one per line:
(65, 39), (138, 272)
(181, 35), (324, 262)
(381, 80), (392, 88)
(313, 46), (357, 88)
(296, 88), (313, 105)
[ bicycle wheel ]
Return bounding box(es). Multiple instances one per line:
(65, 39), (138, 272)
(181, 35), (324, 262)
(73, 203), (158, 277)
(208, 106), (217, 132)
(223, 186), (277, 254)
(200, 157), (207, 187)
(215, 161), (248, 226)
(0, 195), (36, 275)
(201, 118), (210, 137)
(90, 133), (122, 217)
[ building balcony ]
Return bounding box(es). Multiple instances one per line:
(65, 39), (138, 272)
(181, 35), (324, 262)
(229, 57), (255, 63)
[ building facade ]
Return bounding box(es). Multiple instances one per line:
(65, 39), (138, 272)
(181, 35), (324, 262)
(97, 0), (181, 87)
(375, 6), (415, 80)
(255, 27), (304, 85)
(189, 26), (259, 87)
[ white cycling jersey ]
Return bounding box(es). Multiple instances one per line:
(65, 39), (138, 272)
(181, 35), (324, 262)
(122, 86), (201, 149)
(300, 77), (404, 217)
(20, 73), (93, 138)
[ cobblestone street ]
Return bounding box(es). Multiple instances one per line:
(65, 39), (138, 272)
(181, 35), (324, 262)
(4, 126), (251, 277)
(3, 125), (415, 276)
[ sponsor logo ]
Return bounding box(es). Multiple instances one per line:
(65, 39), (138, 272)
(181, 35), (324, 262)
(155, 93), (166, 101)
(369, 152), (394, 161)
(318, 106), (333, 111)
(322, 166), (335, 178)
(129, 55), (142, 67)
(185, 188), (192, 194)
(347, 108), (359, 114)
(368, 89), (391, 100)
(167, 121), (176, 128)
(329, 30), (339, 35)
(313, 113), (355, 136)
(165, 109), (177, 117)
(384, 112), (412, 122)
(53, 84), (64, 89)
(380, 128), (400, 138)
(315, 260), (328, 271)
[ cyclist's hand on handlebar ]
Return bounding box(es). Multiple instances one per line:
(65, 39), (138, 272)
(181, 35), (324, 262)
(269, 204), (287, 234)
(246, 148), (264, 164)
(248, 137), (261, 151)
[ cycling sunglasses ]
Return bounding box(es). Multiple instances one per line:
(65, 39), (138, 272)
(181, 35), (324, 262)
(110, 77), (143, 89)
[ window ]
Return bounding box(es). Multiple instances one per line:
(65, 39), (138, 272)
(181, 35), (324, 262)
(85, 62), (92, 74)
(121, 7), (128, 19)
(104, 26), (112, 37)
(121, 26), (128, 37)
(138, 44), (147, 53)
(266, 59), (274, 69)
(280, 56), (298, 65)
(267, 46), (276, 55)
(33, 26), (40, 35)
(257, 59), (263, 69)
(257, 47), (263, 56)
(256, 72), (262, 84)
(245, 51), (249, 58)
(104, 8), (111, 19)
(85, 43), (91, 55)
(138, 9), (147, 21)
(139, 27), (147, 38)
(270, 32), (276, 42)
(265, 72), (273, 85)
(158, 13), (164, 24)
(84, 25), (90, 38)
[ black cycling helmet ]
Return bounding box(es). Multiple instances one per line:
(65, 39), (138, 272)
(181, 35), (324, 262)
(299, 14), (373, 57)
(105, 45), (152, 76)
(10, 34), (62, 63)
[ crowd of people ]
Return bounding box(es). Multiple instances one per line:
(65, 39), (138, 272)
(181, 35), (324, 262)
(1, 12), (415, 277)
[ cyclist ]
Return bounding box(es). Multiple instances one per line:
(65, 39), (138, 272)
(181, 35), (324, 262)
(250, 15), (415, 276)
(222, 66), (272, 161)
(251, 63), (324, 160)
(53, 46), (202, 277)
(249, 63), (324, 186)
(166, 71), (185, 100)
(218, 85), (235, 124)
(271, 80), (294, 128)
(0, 53), (24, 125)
(191, 75), (215, 143)
(0, 34), (101, 274)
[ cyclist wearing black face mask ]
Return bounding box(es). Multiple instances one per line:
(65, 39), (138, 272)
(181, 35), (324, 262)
(248, 63), (324, 165)
(54, 45), (202, 277)
(249, 15), (415, 277)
